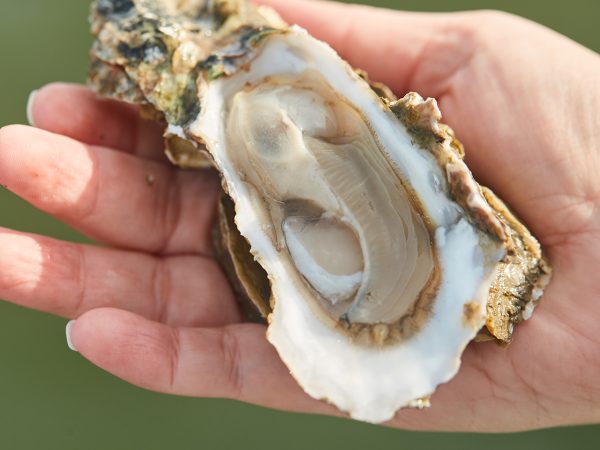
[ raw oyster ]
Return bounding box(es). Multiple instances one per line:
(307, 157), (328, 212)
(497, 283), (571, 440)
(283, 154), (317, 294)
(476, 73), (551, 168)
(88, 0), (551, 423)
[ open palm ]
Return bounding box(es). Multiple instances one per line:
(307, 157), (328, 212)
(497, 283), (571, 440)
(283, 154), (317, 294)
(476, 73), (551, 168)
(1, 0), (599, 431)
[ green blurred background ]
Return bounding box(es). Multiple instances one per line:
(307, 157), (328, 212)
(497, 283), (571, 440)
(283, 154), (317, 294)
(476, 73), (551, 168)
(0, 0), (598, 448)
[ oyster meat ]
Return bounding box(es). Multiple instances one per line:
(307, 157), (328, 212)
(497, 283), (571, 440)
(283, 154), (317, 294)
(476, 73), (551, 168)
(89, 0), (551, 423)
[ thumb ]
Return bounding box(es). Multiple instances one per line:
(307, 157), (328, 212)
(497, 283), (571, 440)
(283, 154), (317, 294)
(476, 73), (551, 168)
(254, 0), (450, 94)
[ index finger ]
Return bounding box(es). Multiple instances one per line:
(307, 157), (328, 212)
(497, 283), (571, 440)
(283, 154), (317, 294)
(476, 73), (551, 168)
(67, 307), (542, 431)
(29, 83), (167, 162)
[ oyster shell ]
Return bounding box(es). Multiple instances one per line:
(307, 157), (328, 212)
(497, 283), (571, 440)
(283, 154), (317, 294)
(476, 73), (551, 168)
(88, 0), (551, 423)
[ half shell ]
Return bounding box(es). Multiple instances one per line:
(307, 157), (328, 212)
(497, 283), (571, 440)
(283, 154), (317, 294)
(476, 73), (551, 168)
(89, 0), (551, 423)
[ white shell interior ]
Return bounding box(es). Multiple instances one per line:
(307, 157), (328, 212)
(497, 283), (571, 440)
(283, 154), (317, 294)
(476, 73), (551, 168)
(190, 27), (504, 423)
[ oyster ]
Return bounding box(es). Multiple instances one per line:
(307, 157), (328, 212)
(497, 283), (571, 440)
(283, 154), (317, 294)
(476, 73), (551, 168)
(89, 0), (551, 423)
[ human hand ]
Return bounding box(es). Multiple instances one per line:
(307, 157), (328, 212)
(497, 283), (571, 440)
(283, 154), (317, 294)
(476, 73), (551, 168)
(1, 0), (599, 432)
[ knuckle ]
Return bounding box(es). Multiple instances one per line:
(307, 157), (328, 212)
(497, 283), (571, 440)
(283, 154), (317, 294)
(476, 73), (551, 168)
(475, 9), (515, 21)
(166, 327), (182, 390)
(152, 258), (171, 323)
(219, 328), (244, 399)
(465, 9), (520, 29)
(457, 9), (532, 44)
(70, 243), (87, 316)
(42, 238), (87, 316)
(155, 171), (181, 253)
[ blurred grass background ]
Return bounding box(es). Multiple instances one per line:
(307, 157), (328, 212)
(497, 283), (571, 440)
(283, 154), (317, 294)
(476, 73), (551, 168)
(0, 0), (599, 448)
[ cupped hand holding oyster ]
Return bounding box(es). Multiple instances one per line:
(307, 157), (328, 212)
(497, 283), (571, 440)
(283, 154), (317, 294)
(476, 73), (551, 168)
(1, 0), (599, 431)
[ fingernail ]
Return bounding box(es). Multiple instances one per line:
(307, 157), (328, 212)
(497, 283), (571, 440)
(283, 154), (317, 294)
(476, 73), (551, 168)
(26, 89), (38, 127)
(65, 320), (78, 352)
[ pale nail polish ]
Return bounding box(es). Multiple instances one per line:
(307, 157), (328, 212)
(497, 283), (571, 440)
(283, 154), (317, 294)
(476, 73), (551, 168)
(65, 320), (78, 352)
(26, 89), (38, 127)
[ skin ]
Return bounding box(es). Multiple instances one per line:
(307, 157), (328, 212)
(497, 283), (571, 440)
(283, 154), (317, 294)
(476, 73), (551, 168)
(0, 0), (599, 432)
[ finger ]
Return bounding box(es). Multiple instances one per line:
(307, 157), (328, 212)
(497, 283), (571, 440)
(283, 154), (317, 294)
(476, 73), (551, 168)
(0, 125), (219, 255)
(70, 308), (342, 417)
(29, 83), (167, 162)
(66, 307), (540, 430)
(0, 228), (240, 326)
(256, 0), (452, 94)
(68, 305), (578, 431)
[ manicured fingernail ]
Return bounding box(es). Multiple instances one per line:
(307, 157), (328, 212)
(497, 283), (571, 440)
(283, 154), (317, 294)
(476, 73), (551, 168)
(26, 90), (38, 127)
(66, 320), (78, 352)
